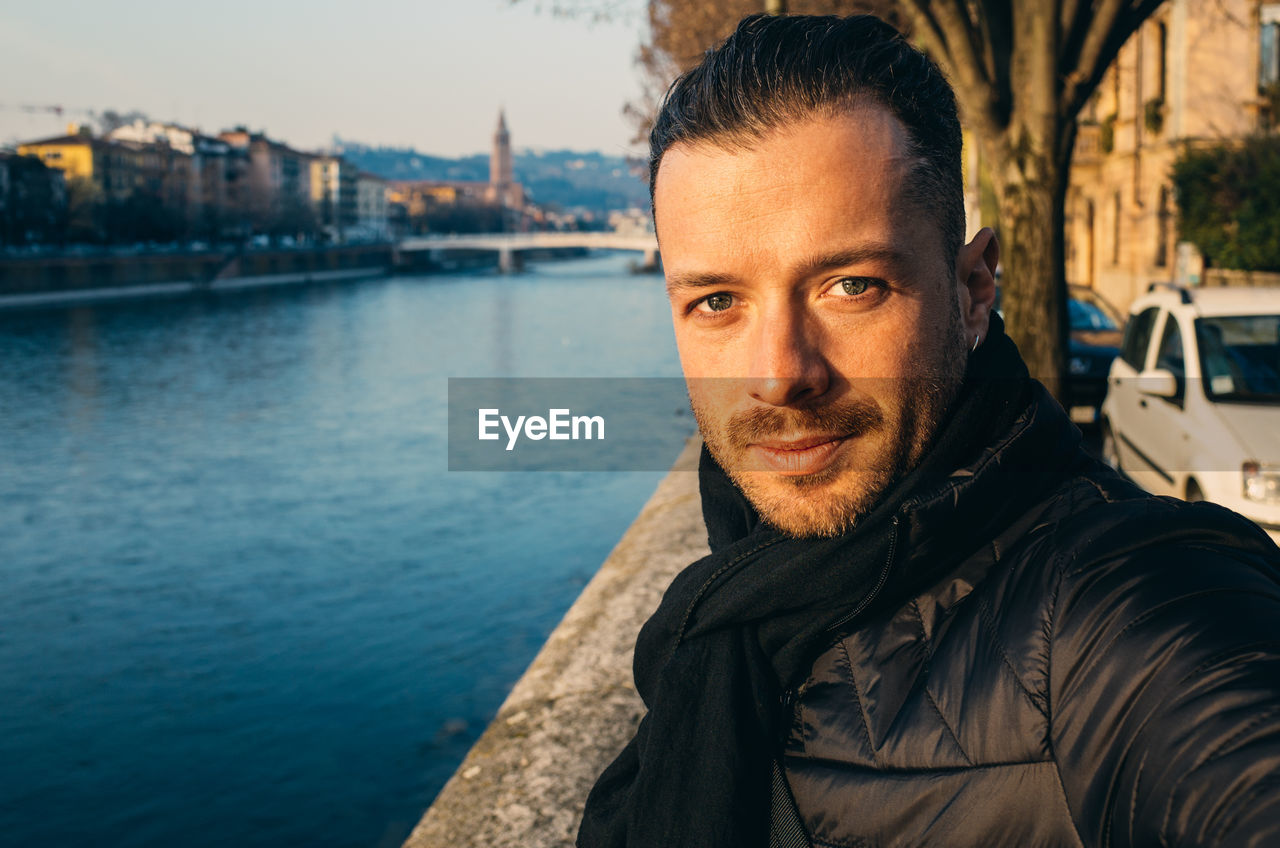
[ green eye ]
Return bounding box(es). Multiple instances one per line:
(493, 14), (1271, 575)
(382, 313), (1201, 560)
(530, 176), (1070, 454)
(701, 293), (734, 312)
(839, 278), (870, 296)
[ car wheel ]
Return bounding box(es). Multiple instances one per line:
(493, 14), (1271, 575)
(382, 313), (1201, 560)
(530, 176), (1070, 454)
(1101, 420), (1122, 472)
(1186, 479), (1204, 502)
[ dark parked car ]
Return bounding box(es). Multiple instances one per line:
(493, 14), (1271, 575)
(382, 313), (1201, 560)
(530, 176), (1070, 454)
(994, 283), (1122, 425)
(1065, 285), (1123, 422)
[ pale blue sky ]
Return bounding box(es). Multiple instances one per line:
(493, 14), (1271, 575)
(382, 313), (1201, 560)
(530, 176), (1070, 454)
(0, 0), (650, 157)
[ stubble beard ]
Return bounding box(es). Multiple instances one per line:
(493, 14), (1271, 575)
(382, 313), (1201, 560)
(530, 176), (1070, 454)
(692, 314), (969, 539)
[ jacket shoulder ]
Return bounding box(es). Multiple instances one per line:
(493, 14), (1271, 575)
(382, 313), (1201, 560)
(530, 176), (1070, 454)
(1046, 474), (1280, 847)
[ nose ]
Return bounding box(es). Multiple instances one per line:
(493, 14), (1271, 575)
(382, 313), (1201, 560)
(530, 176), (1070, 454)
(745, 303), (831, 407)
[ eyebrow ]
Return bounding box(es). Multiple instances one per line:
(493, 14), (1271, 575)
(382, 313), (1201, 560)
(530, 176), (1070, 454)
(797, 245), (911, 277)
(665, 270), (740, 296)
(664, 244), (911, 297)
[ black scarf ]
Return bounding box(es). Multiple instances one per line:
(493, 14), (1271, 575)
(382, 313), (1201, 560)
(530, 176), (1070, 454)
(578, 315), (1080, 848)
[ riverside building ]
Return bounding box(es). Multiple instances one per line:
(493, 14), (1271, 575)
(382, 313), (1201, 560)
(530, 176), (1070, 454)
(1065, 0), (1280, 310)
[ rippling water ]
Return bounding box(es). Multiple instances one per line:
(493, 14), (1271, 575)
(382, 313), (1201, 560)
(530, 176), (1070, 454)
(0, 253), (686, 847)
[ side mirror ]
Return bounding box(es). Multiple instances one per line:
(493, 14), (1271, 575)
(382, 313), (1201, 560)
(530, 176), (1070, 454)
(1138, 368), (1179, 398)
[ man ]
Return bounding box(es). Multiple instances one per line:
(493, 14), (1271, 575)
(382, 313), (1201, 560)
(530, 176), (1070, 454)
(579, 13), (1280, 848)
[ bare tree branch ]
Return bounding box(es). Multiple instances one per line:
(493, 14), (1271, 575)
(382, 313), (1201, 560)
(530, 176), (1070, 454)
(898, 0), (954, 59)
(507, 0), (643, 26)
(964, 0), (993, 83)
(1063, 0), (1167, 122)
(977, 0), (1013, 119)
(1058, 0), (1084, 44)
(938, 0), (993, 91)
(1065, 0), (1126, 93)
(1058, 0), (1094, 92)
(901, 0), (1005, 134)
(952, 0), (992, 86)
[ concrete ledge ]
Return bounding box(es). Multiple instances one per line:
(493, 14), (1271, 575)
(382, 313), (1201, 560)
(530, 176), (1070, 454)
(403, 439), (708, 848)
(207, 266), (388, 291)
(0, 267), (389, 309)
(0, 280), (202, 309)
(1202, 268), (1280, 288)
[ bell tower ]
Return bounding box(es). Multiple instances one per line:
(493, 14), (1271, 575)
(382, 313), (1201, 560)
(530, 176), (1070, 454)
(491, 109), (513, 204)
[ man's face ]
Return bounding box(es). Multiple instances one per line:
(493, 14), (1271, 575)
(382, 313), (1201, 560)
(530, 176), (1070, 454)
(654, 106), (985, 538)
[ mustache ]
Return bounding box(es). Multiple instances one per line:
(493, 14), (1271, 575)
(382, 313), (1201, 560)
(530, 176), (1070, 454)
(723, 397), (884, 448)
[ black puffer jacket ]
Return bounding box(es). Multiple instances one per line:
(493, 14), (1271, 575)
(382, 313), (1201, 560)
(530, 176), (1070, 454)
(783, 389), (1280, 847)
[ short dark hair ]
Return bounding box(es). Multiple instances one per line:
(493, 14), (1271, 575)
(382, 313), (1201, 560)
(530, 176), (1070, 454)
(649, 13), (964, 267)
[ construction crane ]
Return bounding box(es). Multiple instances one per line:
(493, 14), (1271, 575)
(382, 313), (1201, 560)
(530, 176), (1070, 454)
(0, 103), (103, 119)
(1, 103), (60, 116)
(1, 103), (102, 146)
(1, 103), (99, 128)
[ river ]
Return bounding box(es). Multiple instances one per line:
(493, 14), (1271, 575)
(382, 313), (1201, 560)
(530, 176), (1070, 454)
(0, 252), (688, 847)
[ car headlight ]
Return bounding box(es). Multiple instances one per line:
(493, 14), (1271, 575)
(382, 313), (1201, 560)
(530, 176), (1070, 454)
(1068, 356), (1091, 376)
(1242, 461), (1280, 505)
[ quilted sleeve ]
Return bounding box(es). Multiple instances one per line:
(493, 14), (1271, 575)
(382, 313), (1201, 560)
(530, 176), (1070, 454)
(1049, 515), (1280, 848)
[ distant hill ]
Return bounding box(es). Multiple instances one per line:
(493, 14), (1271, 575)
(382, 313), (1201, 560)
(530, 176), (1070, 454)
(334, 140), (649, 214)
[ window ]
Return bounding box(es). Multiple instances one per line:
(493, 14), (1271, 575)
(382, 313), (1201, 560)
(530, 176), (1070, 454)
(1112, 191), (1123, 265)
(1197, 315), (1280, 402)
(1069, 289), (1121, 331)
(1155, 184), (1171, 268)
(1155, 315), (1186, 401)
(1156, 21), (1168, 101)
(1121, 306), (1161, 369)
(1156, 316), (1184, 376)
(1263, 5), (1280, 87)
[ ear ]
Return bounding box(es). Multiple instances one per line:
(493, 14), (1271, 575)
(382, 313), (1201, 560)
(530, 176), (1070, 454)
(954, 227), (999, 349)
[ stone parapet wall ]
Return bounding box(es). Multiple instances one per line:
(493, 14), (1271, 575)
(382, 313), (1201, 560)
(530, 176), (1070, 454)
(1202, 269), (1280, 288)
(0, 245), (393, 296)
(402, 440), (707, 848)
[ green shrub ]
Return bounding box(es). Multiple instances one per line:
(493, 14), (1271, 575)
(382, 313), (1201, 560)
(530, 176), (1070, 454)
(1263, 82), (1280, 133)
(1173, 136), (1280, 271)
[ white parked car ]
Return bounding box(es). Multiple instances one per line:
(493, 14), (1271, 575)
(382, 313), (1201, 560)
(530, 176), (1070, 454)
(1101, 285), (1280, 543)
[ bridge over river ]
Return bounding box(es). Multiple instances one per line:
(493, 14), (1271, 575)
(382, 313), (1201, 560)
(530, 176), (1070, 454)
(397, 232), (659, 273)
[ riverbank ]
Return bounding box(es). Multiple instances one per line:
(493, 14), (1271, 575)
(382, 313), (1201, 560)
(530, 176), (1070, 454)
(402, 438), (706, 848)
(0, 243), (593, 309)
(0, 244), (393, 308)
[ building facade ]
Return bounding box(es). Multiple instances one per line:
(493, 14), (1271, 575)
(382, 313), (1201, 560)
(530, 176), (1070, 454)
(355, 171), (390, 240)
(310, 155), (358, 240)
(18, 128), (137, 203)
(219, 129), (315, 237)
(1066, 0), (1277, 311)
(106, 120), (244, 238)
(0, 151), (66, 245)
(18, 126), (192, 241)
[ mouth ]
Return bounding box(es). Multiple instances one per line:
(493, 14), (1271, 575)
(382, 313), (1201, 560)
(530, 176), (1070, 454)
(747, 433), (850, 475)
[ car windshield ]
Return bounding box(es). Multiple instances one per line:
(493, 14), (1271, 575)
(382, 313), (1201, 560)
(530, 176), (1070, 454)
(1069, 292), (1120, 331)
(1196, 315), (1280, 403)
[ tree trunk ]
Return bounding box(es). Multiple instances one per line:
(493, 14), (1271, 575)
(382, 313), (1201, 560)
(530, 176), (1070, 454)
(973, 2), (1070, 403)
(982, 129), (1070, 402)
(994, 163), (1068, 400)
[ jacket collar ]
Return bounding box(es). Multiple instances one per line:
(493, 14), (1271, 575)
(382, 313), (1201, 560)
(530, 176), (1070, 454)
(897, 380), (1085, 572)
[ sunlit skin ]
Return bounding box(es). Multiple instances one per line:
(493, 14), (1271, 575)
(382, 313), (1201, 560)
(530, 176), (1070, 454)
(654, 105), (999, 537)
